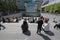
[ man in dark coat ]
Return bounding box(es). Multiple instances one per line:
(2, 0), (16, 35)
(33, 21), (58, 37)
(2, 18), (5, 23)
(15, 17), (19, 22)
(21, 19), (28, 33)
(0, 24), (5, 30)
(37, 16), (44, 34)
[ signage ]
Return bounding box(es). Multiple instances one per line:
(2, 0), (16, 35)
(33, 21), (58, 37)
(26, 6), (37, 12)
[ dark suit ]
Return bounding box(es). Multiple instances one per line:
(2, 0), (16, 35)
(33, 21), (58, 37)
(37, 20), (43, 33)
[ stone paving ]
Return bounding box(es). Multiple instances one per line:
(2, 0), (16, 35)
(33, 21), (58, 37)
(0, 13), (60, 40)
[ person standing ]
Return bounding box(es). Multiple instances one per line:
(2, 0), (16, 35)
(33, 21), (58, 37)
(6, 18), (10, 23)
(37, 16), (44, 34)
(21, 19), (28, 33)
(0, 24), (5, 30)
(15, 17), (19, 22)
(2, 18), (5, 23)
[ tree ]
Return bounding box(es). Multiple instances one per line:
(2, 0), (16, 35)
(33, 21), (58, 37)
(0, 0), (18, 16)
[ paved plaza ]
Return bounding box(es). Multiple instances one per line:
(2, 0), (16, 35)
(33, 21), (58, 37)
(0, 13), (60, 40)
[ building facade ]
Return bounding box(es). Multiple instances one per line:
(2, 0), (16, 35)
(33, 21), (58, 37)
(16, 0), (32, 10)
(41, 0), (60, 13)
(16, 0), (22, 9)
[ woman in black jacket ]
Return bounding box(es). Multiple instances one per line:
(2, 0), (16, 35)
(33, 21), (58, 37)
(37, 16), (44, 34)
(21, 19), (28, 33)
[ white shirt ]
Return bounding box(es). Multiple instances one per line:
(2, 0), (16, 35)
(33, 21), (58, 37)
(13, 19), (16, 22)
(42, 23), (50, 31)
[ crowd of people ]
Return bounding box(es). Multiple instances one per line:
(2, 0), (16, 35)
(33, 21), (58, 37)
(21, 16), (60, 35)
(21, 16), (51, 34)
(0, 17), (19, 30)
(0, 17), (19, 23)
(0, 16), (60, 35)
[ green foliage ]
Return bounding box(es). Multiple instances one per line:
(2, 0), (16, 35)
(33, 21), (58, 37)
(44, 2), (60, 12)
(0, 0), (18, 15)
(9, 2), (17, 12)
(45, 6), (50, 12)
(0, 0), (17, 15)
(52, 3), (60, 12)
(49, 5), (54, 12)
